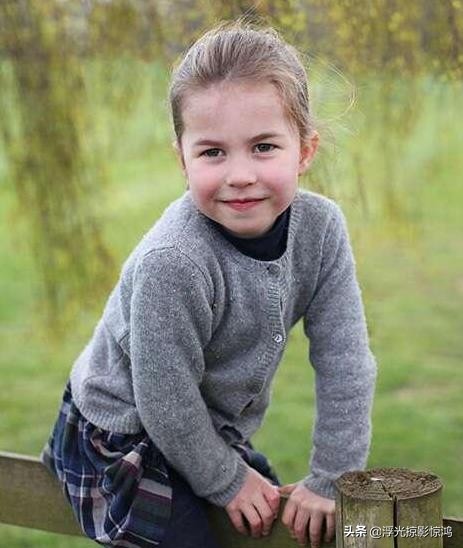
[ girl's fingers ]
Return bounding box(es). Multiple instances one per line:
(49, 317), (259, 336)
(263, 485), (281, 516)
(281, 497), (297, 532)
(226, 507), (247, 535)
(242, 503), (263, 538)
(308, 512), (324, 548)
(254, 493), (277, 536)
(324, 511), (336, 543)
(292, 508), (310, 545)
(278, 482), (297, 496)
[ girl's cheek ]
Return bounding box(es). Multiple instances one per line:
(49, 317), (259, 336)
(191, 163), (217, 181)
(191, 181), (217, 204)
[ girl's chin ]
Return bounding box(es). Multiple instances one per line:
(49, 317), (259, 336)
(222, 223), (272, 239)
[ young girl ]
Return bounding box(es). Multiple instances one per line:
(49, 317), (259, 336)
(41, 20), (376, 548)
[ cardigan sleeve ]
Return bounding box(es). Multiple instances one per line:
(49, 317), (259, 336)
(130, 247), (248, 506)
(302, 204), (377, 499)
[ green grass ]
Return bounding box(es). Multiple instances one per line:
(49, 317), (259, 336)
(0, 74), (462, 544)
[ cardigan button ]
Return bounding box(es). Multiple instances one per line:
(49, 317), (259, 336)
(273, 333), (283, 343)
(267, 264), (280, 276)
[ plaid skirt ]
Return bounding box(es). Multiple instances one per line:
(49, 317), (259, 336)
(40, 380), (279, 547)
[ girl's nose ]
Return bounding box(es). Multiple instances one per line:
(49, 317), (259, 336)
(224, 158), (257, 187)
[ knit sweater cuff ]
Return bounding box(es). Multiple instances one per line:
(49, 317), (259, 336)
(302, 474), (338, 500)
(205, 456), (249, 507)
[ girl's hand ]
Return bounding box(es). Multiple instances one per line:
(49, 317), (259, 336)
(225, 467), (280, 538)
(279, 482), (335, 547)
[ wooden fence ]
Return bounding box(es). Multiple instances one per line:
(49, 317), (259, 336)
(0, 451), (462, 547)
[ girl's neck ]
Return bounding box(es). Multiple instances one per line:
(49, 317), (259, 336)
(209, 206), (291, 261)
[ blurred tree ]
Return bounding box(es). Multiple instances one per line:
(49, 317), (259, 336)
(0, 0), (114, 334)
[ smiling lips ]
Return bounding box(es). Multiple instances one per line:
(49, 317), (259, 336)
(221, 197), (266, 211)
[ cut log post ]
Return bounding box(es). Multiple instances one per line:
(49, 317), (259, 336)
(335, 468), (444, 547)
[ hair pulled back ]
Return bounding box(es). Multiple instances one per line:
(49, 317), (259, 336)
(169, 19), (314, 145)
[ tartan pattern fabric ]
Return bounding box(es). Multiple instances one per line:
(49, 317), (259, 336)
(41, 381), (172, 547)
(40, 381), (280, 547)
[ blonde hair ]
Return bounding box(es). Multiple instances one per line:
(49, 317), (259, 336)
(168, 19), (315, 145)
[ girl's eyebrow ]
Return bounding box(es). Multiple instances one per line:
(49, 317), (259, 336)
(193, 132), (284, 148)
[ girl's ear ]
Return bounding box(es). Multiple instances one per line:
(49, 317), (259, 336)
(298, 131), (319, 175)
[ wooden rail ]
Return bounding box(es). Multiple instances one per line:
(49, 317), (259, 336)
(0, 451), (461, 547)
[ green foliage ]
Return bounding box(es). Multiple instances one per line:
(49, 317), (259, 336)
(0, 1), (115, 335)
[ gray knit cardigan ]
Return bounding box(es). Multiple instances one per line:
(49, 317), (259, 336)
(70, 189), (377, 506)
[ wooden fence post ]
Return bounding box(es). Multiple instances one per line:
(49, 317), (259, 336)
(335, 468), (444, 547)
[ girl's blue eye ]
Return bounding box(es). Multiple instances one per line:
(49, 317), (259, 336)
(255, 143), (275, 153)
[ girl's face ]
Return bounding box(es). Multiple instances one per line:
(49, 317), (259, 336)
(175, 80), (318, 238)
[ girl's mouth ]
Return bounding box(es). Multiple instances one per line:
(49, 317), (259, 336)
(222, 198), (265, 211)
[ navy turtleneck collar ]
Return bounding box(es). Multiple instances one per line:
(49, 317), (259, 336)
(211, 206), (291, 261)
